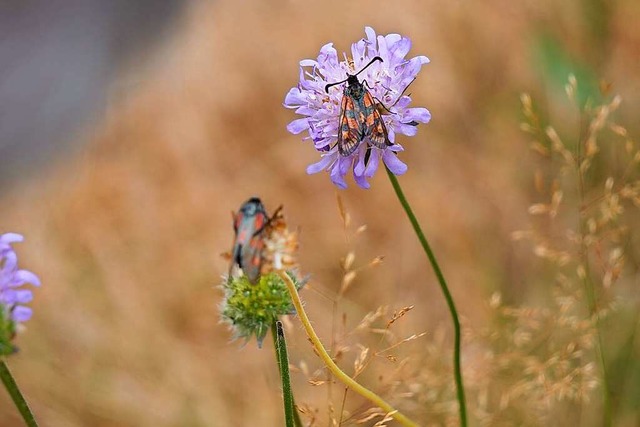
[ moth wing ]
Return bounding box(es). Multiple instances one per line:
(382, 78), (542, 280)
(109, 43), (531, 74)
(336, 92), (361, 156)
(232, 210), (242, 234)
(230, 210), (255, 274)
(241, 233), (265, 283)
(230, 227), (246, 277)
(251, 211), (266, 236)
(240, 211), (268, 283)
(363, 91), (391, 149)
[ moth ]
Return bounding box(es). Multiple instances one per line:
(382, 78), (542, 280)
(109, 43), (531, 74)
(230, 197), (281, 283)
(325, 56), (392, 156)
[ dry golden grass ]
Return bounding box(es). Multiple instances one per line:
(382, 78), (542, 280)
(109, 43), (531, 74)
(1, 0), (639, 425)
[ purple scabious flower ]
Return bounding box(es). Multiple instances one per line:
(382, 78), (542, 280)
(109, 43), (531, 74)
(0, 233), (40, 354)
(284, 27), (431, 189)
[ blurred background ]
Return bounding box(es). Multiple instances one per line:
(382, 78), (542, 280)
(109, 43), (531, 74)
(0, 0), (639, 425)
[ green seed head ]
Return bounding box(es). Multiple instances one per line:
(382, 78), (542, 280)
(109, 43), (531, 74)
(220, 271), (305, 347)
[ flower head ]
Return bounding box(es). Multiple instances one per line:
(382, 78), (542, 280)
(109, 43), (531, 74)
(220, 271), (305, 347)
(0, 233), (41, 355)
(221, 208), (306, 347)
(284, 27), (431, 189)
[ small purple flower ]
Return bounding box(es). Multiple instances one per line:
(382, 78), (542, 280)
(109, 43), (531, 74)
(284, 27), (431, 189)
(0, 233), (40, 349)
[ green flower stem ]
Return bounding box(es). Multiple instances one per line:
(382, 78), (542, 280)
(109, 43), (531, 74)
(385, 167), (467, 427)
(0, 359), (38, 427)
(276, 271), (419, 427)
(271, 321), (302, 427)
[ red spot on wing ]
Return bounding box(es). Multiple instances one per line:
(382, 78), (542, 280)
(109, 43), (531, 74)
(368, 99), (390, 149)
(251, 253), (261, 266)
(253, 213), (265, 230)
(363, 91), (377, 127)
(338, 94), (360, 156)
(233, 212), (242, 230)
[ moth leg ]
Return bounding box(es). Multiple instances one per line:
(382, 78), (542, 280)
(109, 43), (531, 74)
(377, 77), (417, 111)
(252, 205), (284, 237)
(374, 97), (396, 115)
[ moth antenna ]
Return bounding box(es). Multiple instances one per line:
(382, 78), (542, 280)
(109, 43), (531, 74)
(325, 56), (383, 93)
(353, 56), (383, 77)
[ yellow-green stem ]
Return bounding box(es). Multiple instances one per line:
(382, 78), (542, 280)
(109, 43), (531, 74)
(276, 271), (419, 427)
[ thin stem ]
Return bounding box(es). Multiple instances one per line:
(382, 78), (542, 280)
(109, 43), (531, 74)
(272, 321), (297, 427)
(276, 271), (419, 427)
(0, 359), (38, 427)
(575, 114), (612, 426)
(582, 271), (612, 425)
(385, 167), (468, 427)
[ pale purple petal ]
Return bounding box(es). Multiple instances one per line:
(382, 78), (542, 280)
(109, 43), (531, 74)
(312, 137), (333, 150)
(389, 143), (405, 152)
(364, 27), (377, 46)
(353, 147), (372, 189)
(376, 35), (390, 62)
(404, 107), (431, 123)
(390, 37), (411, 60)
(295, 106), (316, 116)
(383, 151), (408, 175)
(338, 156), (351, 176)
(0, 233), (41, 332)
(318, 43), (339, 69)
(11, 306), (32, 323)
(397, 123), (419, 136)
(284, 88), (306, 107)
(0, 234), (24, 245)
(394, 96), (412, 109)
(388, 128), (396, 144)
(12, 270), (41, 287)
(287, 118), (309, 134)
(405, 56), (427, 75)
(364, 150), (380, 177)
(298, 67), (315, 90)
(351, 39), (367, 65)
(14, 290), (33, 304)
(353, 146), (367, 175)
(2, 251), (17, 272)
(384, 34), (402, 50)
(1, 290), (17, 304)
(306, 154), (336, 174)
(353, 172), (370, 189)
(330, 162), (347, 189)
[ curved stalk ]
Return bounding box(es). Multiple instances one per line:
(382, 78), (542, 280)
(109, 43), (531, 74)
(276, 271), (419, 427)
